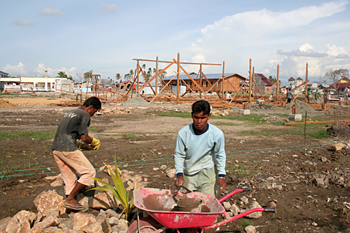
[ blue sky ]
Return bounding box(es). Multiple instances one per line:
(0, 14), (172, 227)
(1, 0), (350, 85)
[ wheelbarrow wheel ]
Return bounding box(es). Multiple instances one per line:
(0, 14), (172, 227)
(127, 217), (162, 233)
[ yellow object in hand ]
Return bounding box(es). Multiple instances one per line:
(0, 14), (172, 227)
(91, 136), (101, 150)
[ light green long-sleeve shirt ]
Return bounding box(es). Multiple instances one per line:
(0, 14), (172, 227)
(174, 123), (226, 176)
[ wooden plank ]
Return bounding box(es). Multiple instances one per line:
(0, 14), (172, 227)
(133, 58), (221, 66)
(137, 61), (176, 92)
(138, 64), (156, 95)
(179, 63), (205, 93)
(285, 119), (350, 126)
(292, 80), (310, 100)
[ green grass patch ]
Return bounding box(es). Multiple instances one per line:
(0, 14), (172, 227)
(239, 219), (251, 227)
(155, 112), (191, 118)
(284, 123), (330, 139)
(239, 130), (276, 137)
(125, 133), (136, 139)
(212, 121), (240, 126)
(0, 129), (57, 140)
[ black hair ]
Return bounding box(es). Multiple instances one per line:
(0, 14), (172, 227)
(83, 97), (101, 110)
(192, 100), (211, 115)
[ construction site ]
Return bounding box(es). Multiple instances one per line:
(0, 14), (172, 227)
(1, 55), (350, 233)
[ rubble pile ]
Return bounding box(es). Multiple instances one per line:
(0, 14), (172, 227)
(261, 115), (290, 123)
(247, 102), (278, 113)
(327, 121), (350, 140)
(122, 97), (150, 106)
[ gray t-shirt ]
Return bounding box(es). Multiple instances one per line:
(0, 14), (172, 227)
(52, 107), (91, 152)
(287, 90), (292, 99)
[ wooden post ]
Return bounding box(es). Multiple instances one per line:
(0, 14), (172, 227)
(276, 65), (279, 101)
(252, 67), (255, 101)
(156, 56), (159, 96)
(136, 60), (140, 97)
(199, 64), (202, 99)
(221, 61), (225, 99)
(249, 59), (252, 103)
(177, 53), (180, 104)
(305, 63), (308, 102)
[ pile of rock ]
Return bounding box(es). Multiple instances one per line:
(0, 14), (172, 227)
(221, 195), (274, 233)
(0, 190), (128, 233)
(97, 108), (132, 115)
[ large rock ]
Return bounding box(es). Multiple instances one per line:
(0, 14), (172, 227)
(111, 219), (128, 233)
(245, 201), (263, 219)
(34, 190), (65, 216)
(245, 225), (257, 233)
(166, 169), (176, 179)
(82, 222), (103, 233)
(0, 217), (11, 232)
(42, 226), (64, 232)
(231, 204), (241, 216)
(5, 210), (36, 233)
(92, 192), (121, 209)
(73, 213), (96, 231)
(32, 215), (59, 230)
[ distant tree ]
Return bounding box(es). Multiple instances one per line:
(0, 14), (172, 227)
(68, 75), (73, 80)
(268, 75), (281, 85)
(57, 71), (68, 78)
(84, 70), (93, 82)
(115, 73), (121, 82)
(124, 69), (134, 81)
(320, 68), (349, 95)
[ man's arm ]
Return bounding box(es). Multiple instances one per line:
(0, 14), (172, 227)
(174, 132), (186, 187)
(215, 132), (227, 191)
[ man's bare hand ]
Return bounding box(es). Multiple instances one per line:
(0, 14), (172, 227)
(219, 178), (226, 191)
(175, 176), (185, 187)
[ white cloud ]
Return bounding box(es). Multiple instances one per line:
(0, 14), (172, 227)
(41, 7), (66, 17)
(2, 62), (28, 75)
(13, 19), (34, 26)
(200, 1), (347, 38)
(264, 43), (350, 82)
(184, 1), (349, 81)
(34, 63), (77, 77)
(101, 3), (117, 13)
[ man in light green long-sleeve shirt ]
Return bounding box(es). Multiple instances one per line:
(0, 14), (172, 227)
(174, 100), (226, 196)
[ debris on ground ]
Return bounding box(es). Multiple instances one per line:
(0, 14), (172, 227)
(327, 121), (350, 140)
(122, 97), (151, 106)
(0, 99), (17, 108)
(261, 115), (290, 123)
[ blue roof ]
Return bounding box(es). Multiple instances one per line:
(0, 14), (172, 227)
(163, 73), (240, 81)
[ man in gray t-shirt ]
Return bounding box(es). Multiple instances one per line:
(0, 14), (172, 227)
(52, 97), (101, 211)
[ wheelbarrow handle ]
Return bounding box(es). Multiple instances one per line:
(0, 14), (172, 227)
(202, 207), (276, 230)
(218, 188), (250, 203)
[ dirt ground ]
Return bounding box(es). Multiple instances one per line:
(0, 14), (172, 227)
(1, 95), (350, 232)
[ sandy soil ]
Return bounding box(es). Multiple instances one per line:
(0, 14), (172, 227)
(1, 97), (350, 232)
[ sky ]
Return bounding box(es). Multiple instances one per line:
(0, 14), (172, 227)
(1, 0), (350, 85)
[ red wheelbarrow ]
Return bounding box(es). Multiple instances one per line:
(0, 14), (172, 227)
(127, 188), (275, 233)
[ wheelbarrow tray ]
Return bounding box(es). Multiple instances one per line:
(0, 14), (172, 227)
(133, 188), (225, 229)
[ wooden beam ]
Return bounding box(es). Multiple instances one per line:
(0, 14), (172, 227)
(177, 53), (180, 103)
(249, 59), (252, 103)
(285, 119), (350, 126)
(292, 80), (310, 100)
(276, 65), (279, 101)
(305, 63), (308, 102)
(138, 64), (156, 95)
(137, 61), (176, 92)
(133, 58), (221, 66)
(148, 72), (178, 104)
(179, 63), (205, 93)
